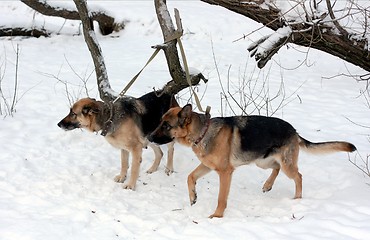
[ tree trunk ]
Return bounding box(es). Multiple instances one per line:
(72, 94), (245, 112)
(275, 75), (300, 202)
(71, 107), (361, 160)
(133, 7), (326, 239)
(201, 0), (370, 72)
(73, 0), (115, 102)
(72, 0), (207, 103)
(154, 0), (207, 95)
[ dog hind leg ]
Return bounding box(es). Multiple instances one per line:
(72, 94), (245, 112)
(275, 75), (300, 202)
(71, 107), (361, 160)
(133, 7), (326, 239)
(146, 143), (163, 174)
(262, 167), (280, 193)
(280, 143), (302, 199)
(114, 149), (129, 183)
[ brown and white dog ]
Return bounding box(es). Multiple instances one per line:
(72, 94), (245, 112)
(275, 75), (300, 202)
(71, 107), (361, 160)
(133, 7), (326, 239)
(58, 91), (177, 190)
(148, 104), (356, 218)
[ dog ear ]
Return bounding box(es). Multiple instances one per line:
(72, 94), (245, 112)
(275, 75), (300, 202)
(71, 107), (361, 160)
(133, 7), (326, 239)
(178, 104), (192, 126)
(170, 95), (179, 108)
(82, 103), (100, 116)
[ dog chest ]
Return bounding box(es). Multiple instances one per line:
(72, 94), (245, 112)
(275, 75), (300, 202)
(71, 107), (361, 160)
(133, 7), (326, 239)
(104, 120), (146, 150)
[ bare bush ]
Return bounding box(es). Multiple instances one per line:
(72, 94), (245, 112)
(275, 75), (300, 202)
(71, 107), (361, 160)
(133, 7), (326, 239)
(349, 138), (370, 179)
(41, 56), (94, 106)
(0, 44), (20, 117)
(211, 40), (302, 117)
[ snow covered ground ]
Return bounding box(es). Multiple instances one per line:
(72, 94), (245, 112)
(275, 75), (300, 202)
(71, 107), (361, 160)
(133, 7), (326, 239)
(1, 1), (370, 239)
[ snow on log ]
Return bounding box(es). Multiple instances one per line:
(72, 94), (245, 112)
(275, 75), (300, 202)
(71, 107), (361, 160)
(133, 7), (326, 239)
(248, 26), (292, 68)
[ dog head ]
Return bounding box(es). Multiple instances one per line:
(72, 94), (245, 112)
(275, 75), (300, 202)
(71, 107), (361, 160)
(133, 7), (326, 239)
(148, 104), (193, 145)
(57, 98), (101, 132)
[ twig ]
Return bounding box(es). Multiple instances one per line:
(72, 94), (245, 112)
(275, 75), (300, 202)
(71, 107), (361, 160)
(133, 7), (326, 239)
(344, 116), (370, 129)
(325, 0), (349, 37)
(10, 44), (20, 115)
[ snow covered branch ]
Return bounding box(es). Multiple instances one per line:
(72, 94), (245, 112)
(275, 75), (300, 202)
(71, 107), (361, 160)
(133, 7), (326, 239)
(73, 0), (116, 102)
(201, 0), (370, 72)
(248, 26), (292, 68)
(21, 0), (124, 35)
(154, 0), (207, 95)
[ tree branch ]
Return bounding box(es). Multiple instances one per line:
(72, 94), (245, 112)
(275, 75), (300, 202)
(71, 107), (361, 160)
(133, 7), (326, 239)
(154, 0), (207, 95)
(201, 0), (370, 72)
(73, 0), (116, 102)
(21, 0), (124, 35)
(325, 0), (349, 37)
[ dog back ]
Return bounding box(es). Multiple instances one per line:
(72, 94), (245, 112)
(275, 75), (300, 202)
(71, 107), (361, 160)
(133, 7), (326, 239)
(138, 92), (175, 136)
(208, 116), (297, 159)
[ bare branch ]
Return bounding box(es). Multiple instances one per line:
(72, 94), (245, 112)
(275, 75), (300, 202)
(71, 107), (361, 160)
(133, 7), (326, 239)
(325, 0), (349, 37)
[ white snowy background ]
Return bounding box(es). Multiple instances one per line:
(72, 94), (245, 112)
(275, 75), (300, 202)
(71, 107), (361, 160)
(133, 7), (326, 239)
(1, 1), (370, 239)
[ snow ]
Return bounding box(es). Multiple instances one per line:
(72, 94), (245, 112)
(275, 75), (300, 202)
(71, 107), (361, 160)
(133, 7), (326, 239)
(1, 1), (370, 239)
(252, 26), (292, 59)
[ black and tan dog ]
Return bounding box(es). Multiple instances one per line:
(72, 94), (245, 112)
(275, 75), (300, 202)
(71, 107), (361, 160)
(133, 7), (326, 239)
(58, 91), (176, 190)
(148, 103), (356, 218)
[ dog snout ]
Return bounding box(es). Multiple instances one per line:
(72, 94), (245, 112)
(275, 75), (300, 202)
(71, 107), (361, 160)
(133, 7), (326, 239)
(148, 131), (173, 145)
(57, 120), (65, 129)
(147, 133), (154, 142)
(57, 119), (80, 130)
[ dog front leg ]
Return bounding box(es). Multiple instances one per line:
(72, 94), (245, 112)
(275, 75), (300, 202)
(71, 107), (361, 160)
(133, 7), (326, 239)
(210, 166), (234, 218)
(114, 149), (129, 183)
(123, 146), (143, 190)
(165, 141), (175, 175)
(187, 163), (211, 206)
(146, 143), (163, 174)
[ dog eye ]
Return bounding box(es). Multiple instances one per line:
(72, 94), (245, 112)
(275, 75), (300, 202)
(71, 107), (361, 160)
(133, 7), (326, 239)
(162, 122), (172, 131)
(70, 111), (77, 118)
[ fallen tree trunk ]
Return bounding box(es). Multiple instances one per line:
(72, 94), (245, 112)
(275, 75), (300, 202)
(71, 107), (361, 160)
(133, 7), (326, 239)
(21, 0), (123, 35)
(0, 27), (49, 38)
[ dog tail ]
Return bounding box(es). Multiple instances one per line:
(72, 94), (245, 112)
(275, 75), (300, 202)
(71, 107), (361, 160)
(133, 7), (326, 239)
(298, 136), (356, 154)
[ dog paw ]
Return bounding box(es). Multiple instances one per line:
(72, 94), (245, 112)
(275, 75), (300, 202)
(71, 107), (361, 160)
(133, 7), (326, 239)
(122, 183), (136, 190)
(165, 168), (174, 176)
(114, 174), (126, 183)
(189, 191), (197, 206)
(262, 182), (273, 193)
(209, 212), (224, 219)
(262, 185), (272, 193)
(146, 166), (158, 174)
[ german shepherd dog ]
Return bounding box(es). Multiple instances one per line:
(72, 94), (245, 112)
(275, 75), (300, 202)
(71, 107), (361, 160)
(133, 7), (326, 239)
(148, 103), (356, 218)
(58, 91), (177, 190)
